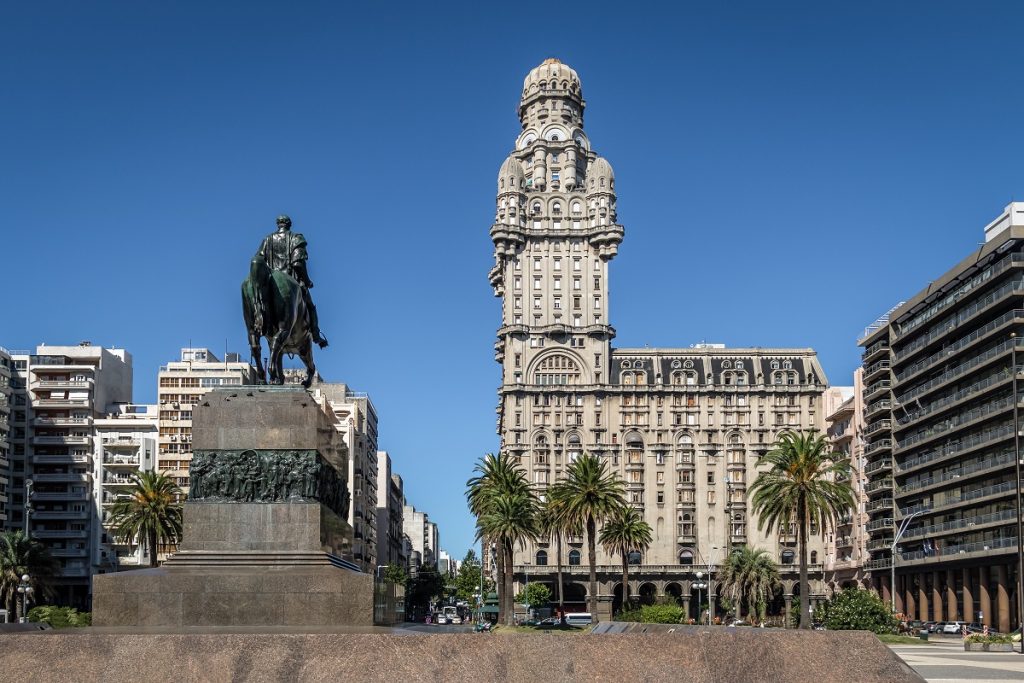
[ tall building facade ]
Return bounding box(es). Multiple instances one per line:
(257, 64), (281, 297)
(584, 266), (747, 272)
(312, 383), (379, 573)
(156, 348), (256, 494)
(402, 504), (439, 572)
(0, 348), (12, 528)
(822, 375), (870, 593)
(490, 60), (830, 620)
(376, 451), (406, 569)
(10, 343), (133, 607)
(860, 202), (1024, 634)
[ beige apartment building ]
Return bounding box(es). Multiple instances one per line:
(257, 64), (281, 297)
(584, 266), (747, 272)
(822, 374), (870, 593)
(310, 383), (379, 573)
(156, 348), (256, 494)
(490, 60), (830, 620)
(376, 451), (407, 569)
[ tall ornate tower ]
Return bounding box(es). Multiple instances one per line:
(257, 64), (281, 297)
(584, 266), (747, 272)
(490, 59), (623, 454)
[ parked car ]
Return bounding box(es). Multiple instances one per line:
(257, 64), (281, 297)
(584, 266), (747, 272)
(927, 621), (944, 633)
(906, 620), (924, 631)
(941, 621), (967, 634)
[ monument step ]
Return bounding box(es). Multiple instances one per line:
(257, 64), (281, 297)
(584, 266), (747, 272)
(163, 551), (345, 568)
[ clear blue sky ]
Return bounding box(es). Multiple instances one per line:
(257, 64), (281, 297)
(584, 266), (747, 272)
(3, 2), (1022, 560)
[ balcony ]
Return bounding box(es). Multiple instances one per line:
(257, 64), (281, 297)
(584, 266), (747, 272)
(867, 537), (894, 551)
(865, 400), (892, 420)
(865, 478), (891, 496)
(898, 450), (1016, 497)
(895, 337), (1023, 406)
(867, 497), (894, 513)
(102, 438), (143, 449)
(48, 548), (89, 558)
(31, 435), (91, 446)
(864, 380), (892, 402)
(32, 510), (88, 520)
(865, 440), (892, 456)
(865, 419), (892, 438)
(894, 394), (1013, 450)
(862, 341), (890, 364)
(902, 508), (1017, 540)
(900, 536), (1018, 564)
(30, 379), (93, 391)
(32, 473), (89, 483)
(34, 454), (90, 465)
(896, 424), (1013, 475)
(33, 398), (90, 408)
(32, 417), (91, 427)
(863, 360), (892, 383)
(867, 517), (894, 533)
(901, 480), (1017, 517)
(102, 476), (138, 486)
(866, 558), (892, 570)
(30, 530), (88, 539)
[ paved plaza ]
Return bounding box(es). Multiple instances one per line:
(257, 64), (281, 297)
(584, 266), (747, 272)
(889, 637), (1024, 683)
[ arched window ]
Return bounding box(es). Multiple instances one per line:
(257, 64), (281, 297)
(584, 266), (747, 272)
(625, 434), (643, 466)
(534, 354), (581, 385)
(567, 434), (581, 463)
(678, 549), (694, 565)
(571, 202), (581, 215)
(787, 372), (796, 385)
(536, 550), (548, 566)
(552, 202), (562, 215)
(627, 550), (642, 565)
(781, 549), (795, 564)
(568, 549), (581, 565)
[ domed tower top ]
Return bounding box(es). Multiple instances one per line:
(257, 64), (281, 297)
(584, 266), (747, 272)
(497, 154), (526, 195)
(518, 58), (585, 129)
(587, 156), (615, 194)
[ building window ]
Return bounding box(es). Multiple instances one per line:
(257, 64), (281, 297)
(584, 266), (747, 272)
(569, 549), (581, 566)
(679, 549), (694, 565)
(573, 259), (582, 271)
(534, 259), (541, 271)
(534, 278), (541, 290)
(536, 550), (548, 566)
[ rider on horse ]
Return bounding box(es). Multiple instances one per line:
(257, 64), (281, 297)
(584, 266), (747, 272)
(251, 215), (328, 349)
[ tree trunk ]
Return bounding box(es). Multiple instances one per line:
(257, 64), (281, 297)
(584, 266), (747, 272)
(621, 553), (629, 613)
(149, 527), (159, 568)
(587, 515), (597, 623)
(503, 540), (515, 626)
(495, 538), (504, 624)
(555, 529), (564, 619)
(798, 495), (810, 630)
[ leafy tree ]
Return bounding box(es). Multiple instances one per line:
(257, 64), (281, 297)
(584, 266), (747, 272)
(454, 549), (492, 603)
(381, 563), (408, 585)
(717, 545), (780, 622)
(27, 605), (91, 628)
(599, 503), (652, 611)
(107, 471), (183, 567)
(749, 431), (854, 629)
(406, 564), (445, 615)
(515, 582), (551, 611)
(467, 452), (539, 625)
(551, 453), (626, 624)
(0, 530), (59, 622)
(823, 588), (898, 635)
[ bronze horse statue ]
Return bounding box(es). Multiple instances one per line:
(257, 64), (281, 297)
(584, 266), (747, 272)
(242, 257), (317, 387)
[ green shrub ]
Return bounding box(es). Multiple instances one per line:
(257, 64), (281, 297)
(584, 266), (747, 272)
(822, 588), (897, 635)
(27, 605), (91, 628)
(616, 604), (685, 624)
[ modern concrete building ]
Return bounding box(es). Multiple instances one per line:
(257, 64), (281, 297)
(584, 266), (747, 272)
(312, 383), (379, 573)
(156, 348), (256, 494)
(822, 375), (870, 593)
(402, 504), (439, 573)
(8, 343), (133, 607)
(0, 348), (12, 528)
(859, 202), (1024, 634)
(489, 60), (830, 620)
(376, 451), (406, 569)
(94, 403), (158, 569)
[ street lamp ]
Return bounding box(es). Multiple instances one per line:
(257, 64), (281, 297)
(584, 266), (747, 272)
(16, 574), (33, 623)
(523, 560), (530, 622)
(1012, 332), (1024, 655)
(890, 508), (930, 615)
(694, 545), (720, 625)
(24, 479), (33, 538)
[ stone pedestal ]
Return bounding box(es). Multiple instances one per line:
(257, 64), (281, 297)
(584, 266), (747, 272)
(93, 387), (381, 627)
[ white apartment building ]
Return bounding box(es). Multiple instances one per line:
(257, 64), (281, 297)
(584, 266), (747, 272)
(9, 343), (133, 608)
(156, 348), (256, 494)
(402, 504), (439, 572)
(94, 404), (158, 569)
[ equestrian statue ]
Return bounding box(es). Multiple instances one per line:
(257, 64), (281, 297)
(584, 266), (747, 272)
(242, 215), (328, 387)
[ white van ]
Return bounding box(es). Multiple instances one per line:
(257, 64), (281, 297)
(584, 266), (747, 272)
(565, 612), (593, 626)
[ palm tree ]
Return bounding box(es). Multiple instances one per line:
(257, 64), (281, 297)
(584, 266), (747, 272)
(466, 452), (537, 625)
(599, 503), (653, 613)
(107, 471), (184, 567)
(0, 530), (59, 622)
(717, 545), (780, 623)
(749, 430), (854, 629)
(551, 453), (626, 623)
(476, 489), (539, 625)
